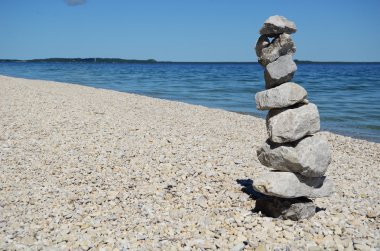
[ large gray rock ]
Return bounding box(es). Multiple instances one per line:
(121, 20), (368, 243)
(260, 15), (297, 37)
(255, 82), (307, 110)
(255, 196), (316, 221)
(257, 134), (331, 177)
(266, 103), (320, 143)
(253, 171), (334, 198)
(264, 54), (297, 89)
(256, 33), (296, 66)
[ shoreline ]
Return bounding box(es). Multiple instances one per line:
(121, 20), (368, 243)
(1, 75), (379, 249)
(1, 73), (378, 144)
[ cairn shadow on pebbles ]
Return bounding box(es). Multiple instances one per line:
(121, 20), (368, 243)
(236, 179), (264, 200)
(251, 15), (334, 221)
(236, 179), (325, 221)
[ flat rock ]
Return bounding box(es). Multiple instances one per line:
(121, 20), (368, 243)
(259, 15), (297, 37)
(264, 54), (297, 88)
(257, 134), (331, 177)
(256, 33), (296, 66)
(253, 171), (334, 198)
(255, 82), (307, 110)
(266, 103), (320, 143)
(255, 196), (316, 221)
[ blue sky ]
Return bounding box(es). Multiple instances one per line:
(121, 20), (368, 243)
(1, 0), (379, 62)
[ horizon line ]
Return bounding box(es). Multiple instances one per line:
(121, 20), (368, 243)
(1, 57), (380, 64)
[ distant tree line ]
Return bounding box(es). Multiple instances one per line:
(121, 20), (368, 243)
(0, 58), (158, 63)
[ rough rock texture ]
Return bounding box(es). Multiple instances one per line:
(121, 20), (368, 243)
(264, 54), (297, 89)
(266, 103), (320, 143)
(1, 76), (380, 250)
(255, 82), (307, 110)
(257, 134), (331, 177)
(256, 33), (296, 66)
(253, 172), (334, 198)
(255, 197), (316, 221)
(255, 35), (270, 62)
(259, 15), (297, 37)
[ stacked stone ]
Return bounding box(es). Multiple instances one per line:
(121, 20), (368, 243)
(253, 16), (334, 220)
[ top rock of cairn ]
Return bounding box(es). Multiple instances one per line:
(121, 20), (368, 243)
(260, 15), (297, 37)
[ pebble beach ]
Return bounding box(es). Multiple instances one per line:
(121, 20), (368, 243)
(0, 75), (379, 250)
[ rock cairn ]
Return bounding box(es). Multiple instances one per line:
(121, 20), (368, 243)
(253, 16), (334, 220)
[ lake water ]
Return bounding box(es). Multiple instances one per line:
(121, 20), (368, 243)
(1, 62), (379, 142)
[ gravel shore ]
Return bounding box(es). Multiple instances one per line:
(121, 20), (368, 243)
(1, 75), (379, 250)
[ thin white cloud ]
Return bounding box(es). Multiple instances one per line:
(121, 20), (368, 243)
(64, 0), (86, 6)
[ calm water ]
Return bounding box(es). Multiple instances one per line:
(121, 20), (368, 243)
(1, 62), (379, 142)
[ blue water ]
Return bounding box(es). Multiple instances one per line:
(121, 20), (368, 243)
(1, 62), (379, 142)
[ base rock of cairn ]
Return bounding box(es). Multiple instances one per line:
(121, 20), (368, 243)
(252, 15), (334, 220)
(255, 197), (316, 221)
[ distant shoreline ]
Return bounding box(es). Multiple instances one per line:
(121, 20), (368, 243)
(1, 58), (379, 64)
